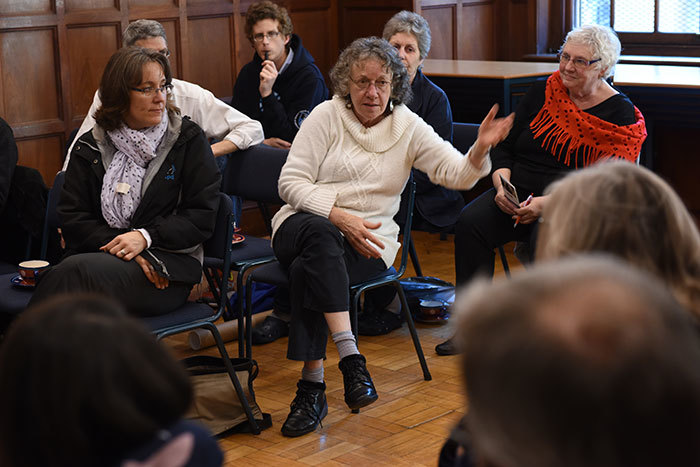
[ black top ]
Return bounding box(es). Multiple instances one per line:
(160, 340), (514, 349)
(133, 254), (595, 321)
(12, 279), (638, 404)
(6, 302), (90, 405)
(491, 78), (636, 196)
(231, 34), (328, 143)
(406, 70), (464, 229)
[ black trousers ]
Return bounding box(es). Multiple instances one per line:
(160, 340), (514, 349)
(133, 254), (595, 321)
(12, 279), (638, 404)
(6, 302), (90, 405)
(454, 187), (538, 287)
(29, 252), (193, 316)
(273, 213), (386, 361)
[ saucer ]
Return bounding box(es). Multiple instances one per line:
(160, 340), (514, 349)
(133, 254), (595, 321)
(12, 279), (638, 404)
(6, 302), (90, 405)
(10, 274), (35, 289)
(232, 234), (246, 245)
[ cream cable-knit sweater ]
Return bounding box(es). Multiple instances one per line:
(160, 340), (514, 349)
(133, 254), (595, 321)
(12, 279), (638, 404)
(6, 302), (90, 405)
(271, 96), (491, 267)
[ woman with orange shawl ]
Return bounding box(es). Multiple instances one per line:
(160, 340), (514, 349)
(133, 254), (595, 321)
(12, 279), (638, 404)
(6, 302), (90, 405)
(437, 25), (647, 356)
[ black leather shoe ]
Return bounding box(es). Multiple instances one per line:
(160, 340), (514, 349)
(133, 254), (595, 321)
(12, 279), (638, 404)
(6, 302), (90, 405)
(251, 315), (289, 345)
(281, 380), (328, 437)
(358, 309), (403, 336)
(338, 354), (378, 410)
(435, 337), (459, 356)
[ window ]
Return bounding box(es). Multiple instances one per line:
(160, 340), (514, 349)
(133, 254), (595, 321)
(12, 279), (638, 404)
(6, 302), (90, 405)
(579, 0), (699, 33)
(577, 0), (699, 54)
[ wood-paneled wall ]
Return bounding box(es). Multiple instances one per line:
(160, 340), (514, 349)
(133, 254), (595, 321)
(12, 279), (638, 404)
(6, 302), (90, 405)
(419, 0), (495, 60)
(418, 0), (571, 61)
(1, 0), (410, 184)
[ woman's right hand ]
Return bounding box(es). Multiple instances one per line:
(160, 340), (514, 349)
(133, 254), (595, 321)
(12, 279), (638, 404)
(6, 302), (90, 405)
(134, 255), (169, 290)
(329, 207), (385, 259)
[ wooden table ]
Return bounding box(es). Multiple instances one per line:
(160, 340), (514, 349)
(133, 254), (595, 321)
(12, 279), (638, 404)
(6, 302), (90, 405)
(422, 59), (558, 122)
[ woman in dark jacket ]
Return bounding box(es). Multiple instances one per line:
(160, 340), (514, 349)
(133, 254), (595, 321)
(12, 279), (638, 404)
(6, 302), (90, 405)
(31, 47), (220, 316)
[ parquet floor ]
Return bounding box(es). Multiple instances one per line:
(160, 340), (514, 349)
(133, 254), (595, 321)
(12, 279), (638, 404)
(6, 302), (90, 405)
(165, 232), (523, 466)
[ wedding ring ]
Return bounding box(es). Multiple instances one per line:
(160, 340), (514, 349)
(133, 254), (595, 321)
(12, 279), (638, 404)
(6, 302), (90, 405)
(119, 249), (126, 256)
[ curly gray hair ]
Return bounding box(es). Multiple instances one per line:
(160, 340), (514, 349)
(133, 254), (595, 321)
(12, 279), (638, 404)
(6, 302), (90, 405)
(561, 24), (621, 79)
(382, 11), (432, 60)
(122, 19), (167, 48)
(330, 37), (412, 107)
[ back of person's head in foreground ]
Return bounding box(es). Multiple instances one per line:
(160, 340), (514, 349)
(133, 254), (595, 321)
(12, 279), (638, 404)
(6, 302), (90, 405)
(537, 160), (700, 317)
(457, 256), (700, 467)
(0, 294), (192, 467)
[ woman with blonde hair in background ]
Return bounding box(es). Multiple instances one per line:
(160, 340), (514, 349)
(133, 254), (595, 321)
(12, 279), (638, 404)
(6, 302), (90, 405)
(537, 160), (700, 317)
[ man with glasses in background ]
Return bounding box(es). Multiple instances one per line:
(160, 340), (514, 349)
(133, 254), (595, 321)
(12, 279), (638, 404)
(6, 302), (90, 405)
(231, 1), (328, 149)
(64, 19), (264, 167)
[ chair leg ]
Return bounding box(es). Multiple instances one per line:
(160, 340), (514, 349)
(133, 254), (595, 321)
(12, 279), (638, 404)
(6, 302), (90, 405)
(202, 321), (261, 435)
(245, 273), (255, 360)
(408, 236), (423, 277)
(394, 281), (431, 381)
(498, 245), (511, 278)
(350, 290), (361, 340)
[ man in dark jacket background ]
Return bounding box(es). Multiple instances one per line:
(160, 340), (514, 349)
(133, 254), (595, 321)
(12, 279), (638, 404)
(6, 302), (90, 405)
(231, 1), (328, 149)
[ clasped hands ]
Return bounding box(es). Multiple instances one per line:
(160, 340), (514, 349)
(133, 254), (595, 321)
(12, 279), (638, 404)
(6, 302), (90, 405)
(100, 231), (168, 289)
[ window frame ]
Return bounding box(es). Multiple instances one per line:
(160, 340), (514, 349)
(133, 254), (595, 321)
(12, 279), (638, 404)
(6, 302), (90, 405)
(575, 0), (700, 55)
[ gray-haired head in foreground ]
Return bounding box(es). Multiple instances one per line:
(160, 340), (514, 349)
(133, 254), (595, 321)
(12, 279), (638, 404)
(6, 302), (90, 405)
(561, 24), (620, 78)
(330, 36), (412, 107)
(382, 10), (432, 60)
(123, 19), (167, 47)
(456, 255), (700, 467)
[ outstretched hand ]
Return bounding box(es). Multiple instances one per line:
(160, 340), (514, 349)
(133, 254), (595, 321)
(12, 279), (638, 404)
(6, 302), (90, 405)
(476, 104), (515, 150)
(329, 207), (384, 259)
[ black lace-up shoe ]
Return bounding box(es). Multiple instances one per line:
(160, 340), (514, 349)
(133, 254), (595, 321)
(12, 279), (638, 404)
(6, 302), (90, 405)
(338, 354), (378, 410)
(435, 337), (459, 356)
(281, 380), (328, 437)
(251, 315), (289, 345)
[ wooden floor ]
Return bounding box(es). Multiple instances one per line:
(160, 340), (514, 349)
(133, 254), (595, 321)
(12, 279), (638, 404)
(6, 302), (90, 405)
(165, 232), (522, 466)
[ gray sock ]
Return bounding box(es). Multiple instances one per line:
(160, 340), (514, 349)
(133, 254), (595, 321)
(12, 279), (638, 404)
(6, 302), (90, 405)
(332, 330), (359, 360)
(301, 366), (324, 384)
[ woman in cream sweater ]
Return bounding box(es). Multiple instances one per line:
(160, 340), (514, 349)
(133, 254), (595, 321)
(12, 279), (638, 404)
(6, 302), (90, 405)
(271, 36), (514, 438)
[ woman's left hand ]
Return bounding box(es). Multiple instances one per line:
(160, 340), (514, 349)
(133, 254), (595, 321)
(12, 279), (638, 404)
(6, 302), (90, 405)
(100, 231), (148, 261)
(512, 196), (547, 225)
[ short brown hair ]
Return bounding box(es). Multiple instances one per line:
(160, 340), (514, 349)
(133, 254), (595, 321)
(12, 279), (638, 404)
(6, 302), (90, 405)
(0, 294), (192, 466)
(244, 1), (293, 43)
(94, 46), (177, 132)
(457, 256), (700, 467)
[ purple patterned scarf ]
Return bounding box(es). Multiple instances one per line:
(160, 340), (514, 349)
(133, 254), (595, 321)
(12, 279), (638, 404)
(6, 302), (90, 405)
(101, 112), (169, 228)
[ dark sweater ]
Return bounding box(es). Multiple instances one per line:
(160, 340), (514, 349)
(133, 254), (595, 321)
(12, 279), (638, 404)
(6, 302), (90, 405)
(406, 70), (464, 229)
(231, 34), (328, 143)
(492, 78), (636, 196)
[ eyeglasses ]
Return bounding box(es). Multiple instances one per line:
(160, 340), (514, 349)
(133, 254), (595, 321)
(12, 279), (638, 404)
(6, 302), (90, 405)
(557, 52), (601, 69)
(349, 77), (392, 92)
(252, 31), (281, 42)
(131, 83), (173, 97)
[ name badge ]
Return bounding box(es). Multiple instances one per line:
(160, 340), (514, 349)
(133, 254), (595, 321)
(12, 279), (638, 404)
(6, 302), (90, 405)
(116, 182), (131, 194)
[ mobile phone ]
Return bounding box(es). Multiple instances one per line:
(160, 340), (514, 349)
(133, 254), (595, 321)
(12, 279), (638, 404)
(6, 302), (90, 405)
(499, 175), (520, 208)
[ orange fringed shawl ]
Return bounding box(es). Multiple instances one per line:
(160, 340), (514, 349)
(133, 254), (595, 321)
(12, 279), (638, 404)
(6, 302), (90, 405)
(529, 71), (647, 168)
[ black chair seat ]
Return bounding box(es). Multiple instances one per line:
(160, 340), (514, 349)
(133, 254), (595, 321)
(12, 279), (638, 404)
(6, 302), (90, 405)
(0, 263), (17, 275)
(248, 261), (289, 286)
(205, 236), (273, 270)
(142, 302), (216, 332)
(0, 273), (34, 315)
